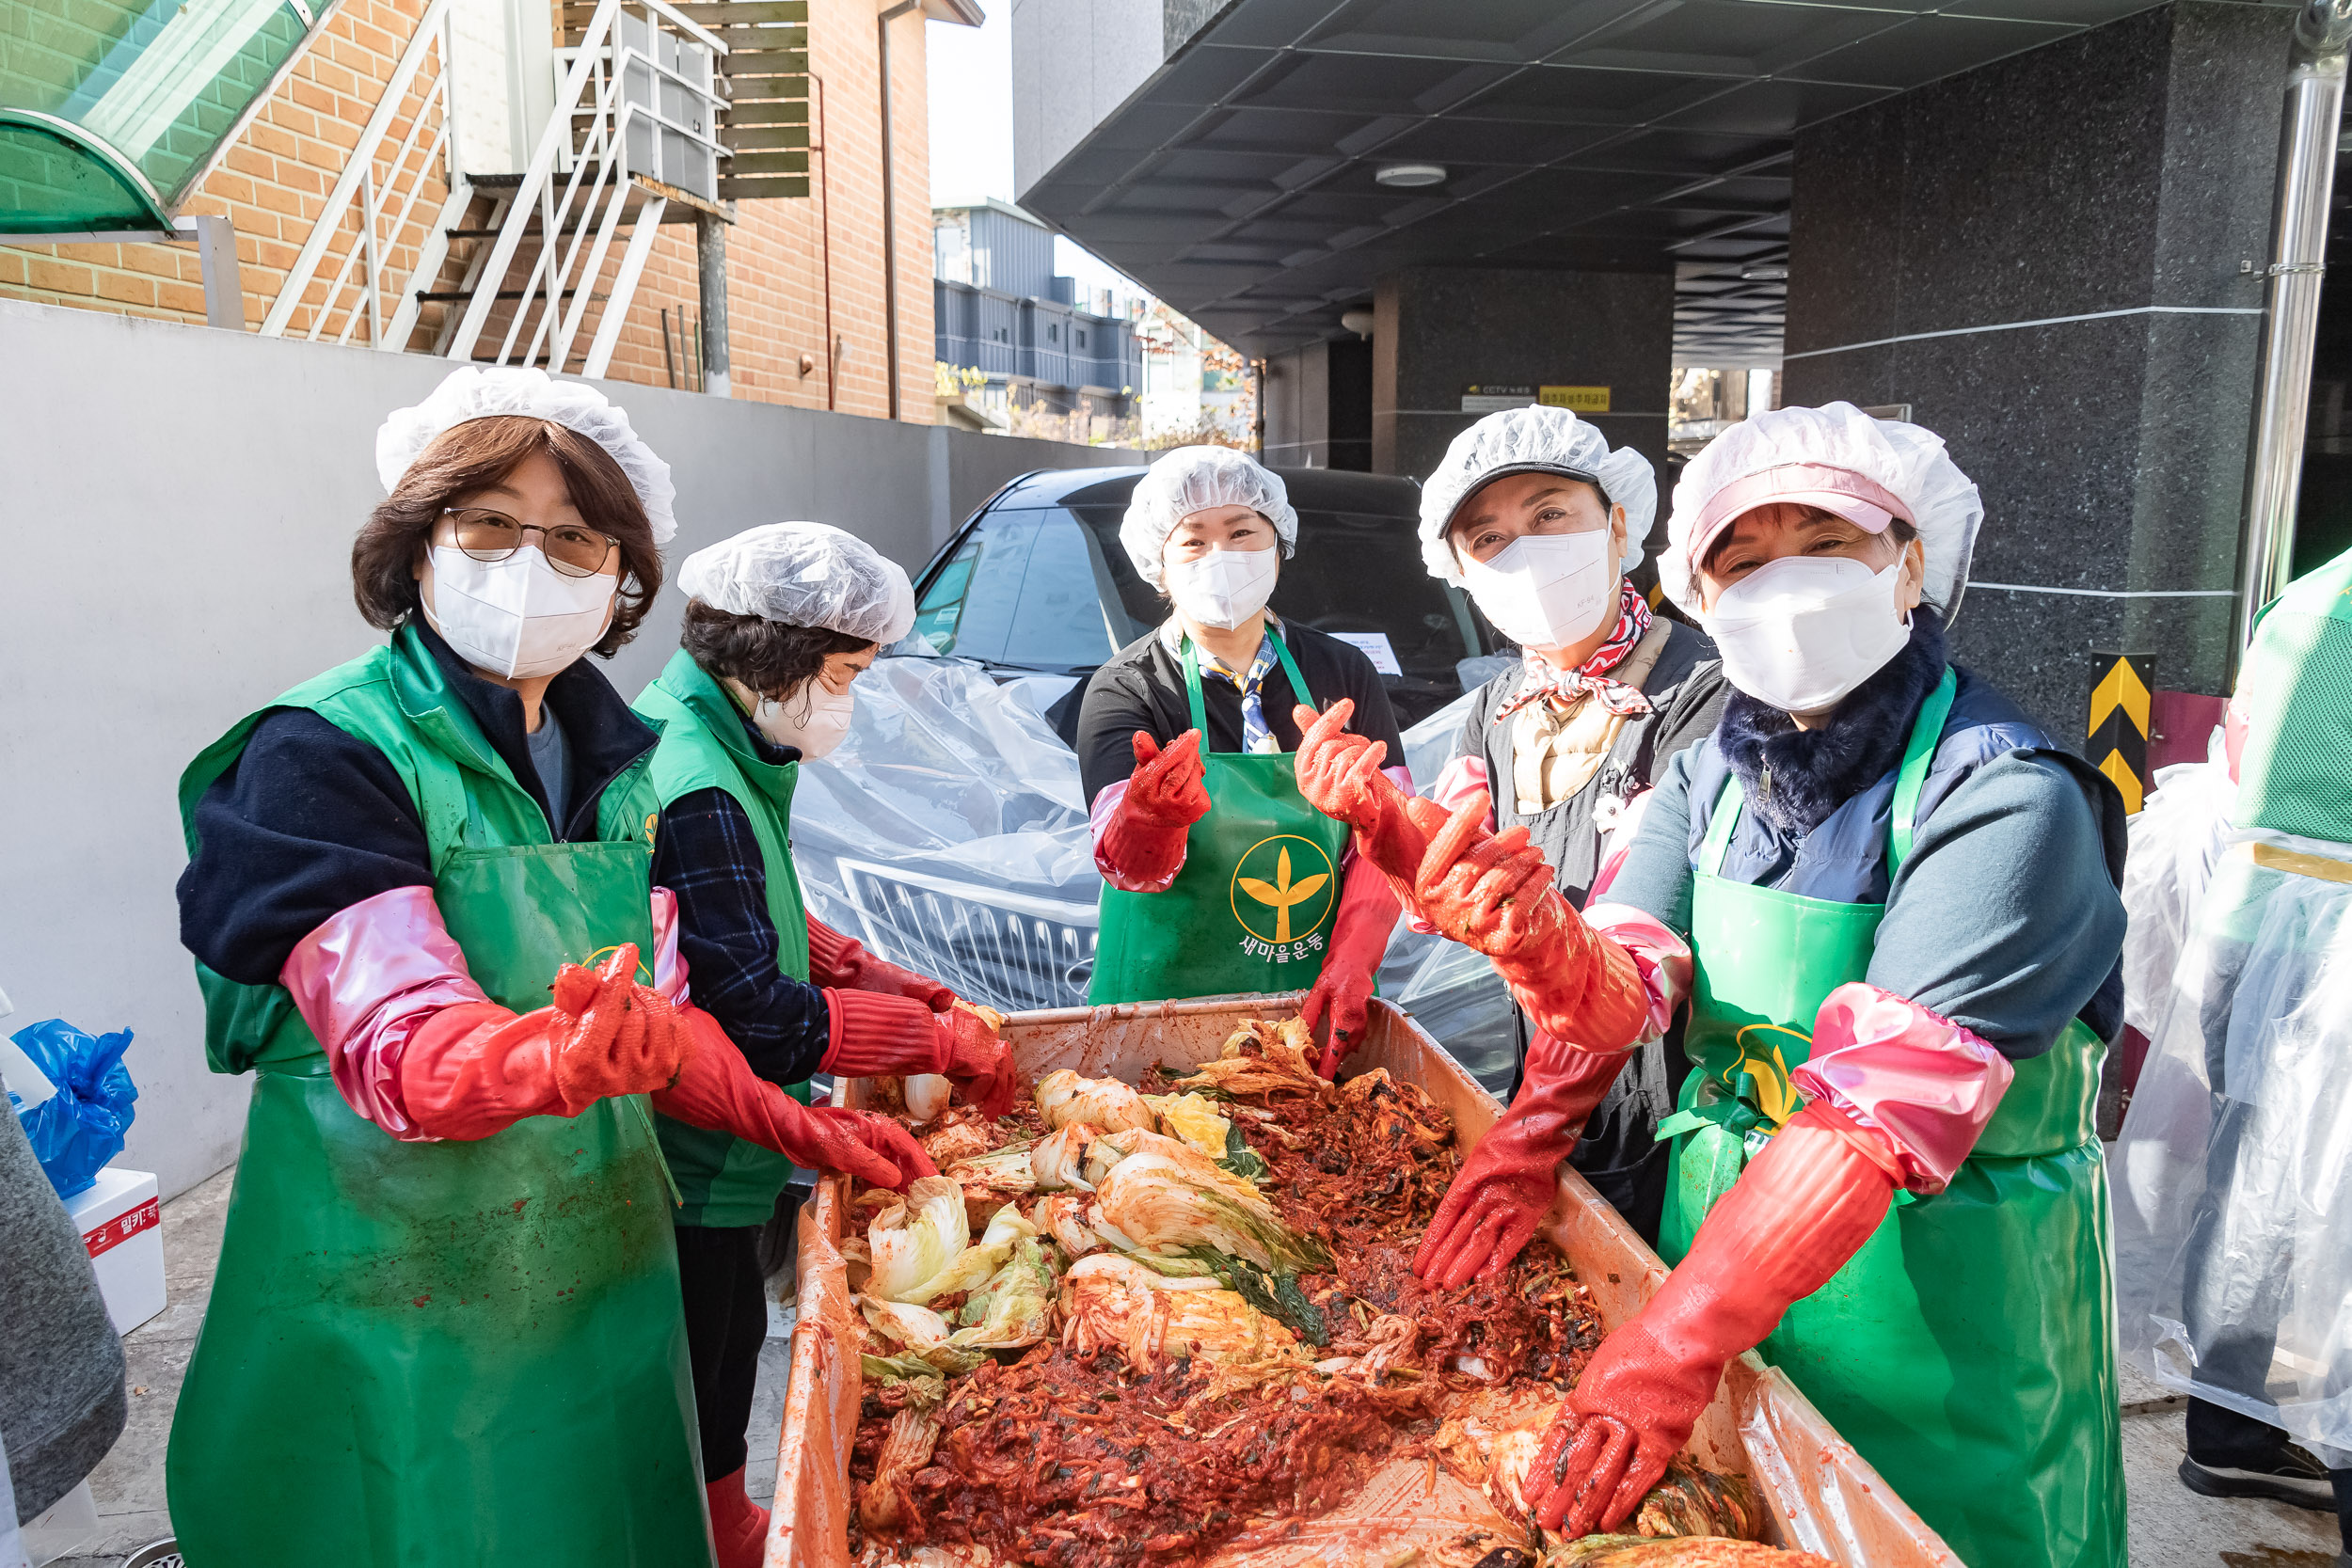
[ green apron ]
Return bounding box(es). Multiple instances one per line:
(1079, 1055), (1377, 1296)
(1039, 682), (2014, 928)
(1089, 630), (1352, 1005)
(1657, 671), (2125, 1568)
(634, 649), (812, 1229)
(167, 631), (712, 1568)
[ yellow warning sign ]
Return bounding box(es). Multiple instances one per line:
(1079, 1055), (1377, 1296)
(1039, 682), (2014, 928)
(2087, 652), (2153, 816)
(1539, 385), (1611, 413)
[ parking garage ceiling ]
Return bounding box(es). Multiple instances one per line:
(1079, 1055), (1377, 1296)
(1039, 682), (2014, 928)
(1018, 0), (2168, 365)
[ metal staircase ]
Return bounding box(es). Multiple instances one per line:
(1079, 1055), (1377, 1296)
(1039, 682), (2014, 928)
(258, 0), (807, 376)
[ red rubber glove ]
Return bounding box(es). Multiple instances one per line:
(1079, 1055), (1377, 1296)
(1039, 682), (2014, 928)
(819, 990), (1017, 1119)
(806, 916), (955, 1010)
(1097, 730), (1211, 889)
(1294, 701), (1429, 917)
(1413, 1036), (1629, 1288)
(1299, 856), (1400, 1077)
(397, 943), (690, 1141)
(1411, 794), (1649, 1054)
(1519, 1101), (1903, 1535)
(657, 1006), (935, 1191)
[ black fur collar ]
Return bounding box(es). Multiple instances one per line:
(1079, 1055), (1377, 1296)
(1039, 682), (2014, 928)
(1718, 608), (1949, 841)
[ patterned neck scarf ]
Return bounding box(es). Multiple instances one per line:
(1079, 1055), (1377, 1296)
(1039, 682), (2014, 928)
(1199, 630), (1283, 753)
(1492, 582), (1655, 723)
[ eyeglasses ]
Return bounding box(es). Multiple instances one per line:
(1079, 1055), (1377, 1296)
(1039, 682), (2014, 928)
(440, 508), (618, 578)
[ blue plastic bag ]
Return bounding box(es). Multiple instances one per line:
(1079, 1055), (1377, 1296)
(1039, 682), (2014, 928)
(6, 1019), (136, 1198)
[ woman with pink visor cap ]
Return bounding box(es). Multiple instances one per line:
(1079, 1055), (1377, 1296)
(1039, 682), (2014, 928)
(1295, 403), (2128, 1567)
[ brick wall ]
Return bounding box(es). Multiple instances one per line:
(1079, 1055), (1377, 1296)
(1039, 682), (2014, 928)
(0, 0), (937, 422)
(1, 0), (449, 336)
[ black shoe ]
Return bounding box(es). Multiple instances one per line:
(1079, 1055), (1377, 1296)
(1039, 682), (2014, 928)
(2178, 1449), (2337, 1511)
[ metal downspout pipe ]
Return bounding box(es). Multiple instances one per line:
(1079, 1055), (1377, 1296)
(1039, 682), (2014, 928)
(2236, 0), (2352, 661)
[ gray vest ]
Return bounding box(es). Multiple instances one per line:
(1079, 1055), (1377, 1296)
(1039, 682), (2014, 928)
(1470, 621), (1729, 909)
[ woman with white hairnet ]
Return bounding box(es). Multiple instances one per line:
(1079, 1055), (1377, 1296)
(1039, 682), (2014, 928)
(1348, 404), (1725, 1243)
(1298, 403), (2128, 1565)
(632, 521), (1013, 1566)
(168, 367), (929, 1568)
(1075, 445), (1406, 1067)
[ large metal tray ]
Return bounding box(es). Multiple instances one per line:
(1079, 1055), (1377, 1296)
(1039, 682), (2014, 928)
(766, 992), (1962, 1568)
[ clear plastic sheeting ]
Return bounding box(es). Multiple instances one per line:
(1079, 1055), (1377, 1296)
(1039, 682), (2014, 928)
(1378, 685), (1518, 1094)
(2112, 820), (2352, 1462)
(790, 657), (1100, 1013)
(795, 655), (1517, 1069)
(2118, 747), (2236, 1043)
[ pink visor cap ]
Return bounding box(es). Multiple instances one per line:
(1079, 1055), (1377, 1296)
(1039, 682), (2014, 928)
(1686, 463), (1909, 572)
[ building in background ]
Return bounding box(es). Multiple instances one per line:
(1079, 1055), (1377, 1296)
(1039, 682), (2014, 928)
(930, 197), (1258, 447)
(0, 0), (978, 420)
(1009, 0), (2324, 755)
(1669, 368), (1780, 456)
(930, 197), (1136, 440)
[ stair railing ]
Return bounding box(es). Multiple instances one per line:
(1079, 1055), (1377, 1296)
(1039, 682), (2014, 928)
(446, 0), (726, 375)
(257, 0), (460, 347)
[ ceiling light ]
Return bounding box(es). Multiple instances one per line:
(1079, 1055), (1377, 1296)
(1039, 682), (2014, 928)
(1375, 162), (1447, 189)
(1339, 308), (1375, 338)
(1740, 263), (1788, 281)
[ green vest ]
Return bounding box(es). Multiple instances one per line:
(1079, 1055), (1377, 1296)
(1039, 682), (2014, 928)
(634, 649), (813, 1228)
(166, 626), (711, 1568)
(2234, 545), (2352, 843)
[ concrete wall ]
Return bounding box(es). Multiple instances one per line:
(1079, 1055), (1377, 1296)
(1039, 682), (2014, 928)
(1009, 0), (1160, 197)
(0, 299), (1135, 1198)
(1263, 337), (1372, 471)
(1371, 266), (1674, 546)
(1782, 1), (2293, 736)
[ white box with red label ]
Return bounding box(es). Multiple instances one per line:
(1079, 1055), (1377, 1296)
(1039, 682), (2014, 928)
(66, 1165), (164, 1334)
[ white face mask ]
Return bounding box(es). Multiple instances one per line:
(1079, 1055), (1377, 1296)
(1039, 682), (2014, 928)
(423, 544), (615, 680)
(1701, 554), (1911, 714)
(739, 678), (855, 760)
(1458, 531), (1616, 650)
(1165, 546), (1278, 629)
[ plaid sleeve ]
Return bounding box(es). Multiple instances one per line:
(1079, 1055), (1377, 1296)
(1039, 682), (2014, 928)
(651, 787), (831, 1086)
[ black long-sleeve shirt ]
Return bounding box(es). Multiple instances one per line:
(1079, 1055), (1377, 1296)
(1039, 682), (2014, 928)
(648, 730), (834, 1088)
(179, 622), (658, 987)
(1074, 619), (1408, 808)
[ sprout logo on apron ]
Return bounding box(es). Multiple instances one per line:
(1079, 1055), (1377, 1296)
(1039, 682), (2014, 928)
(1231, 833), (1336, 954)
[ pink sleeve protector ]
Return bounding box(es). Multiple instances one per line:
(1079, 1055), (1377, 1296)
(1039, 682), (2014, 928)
(649, 885), (691, 1005)
(1428, 754), (1491, 822)
(278, 885), (492, 1142)
(1788, 981), (2014, 1195)
(1090, 778), (1184, 894)
(1581, 902), (1690, 1049)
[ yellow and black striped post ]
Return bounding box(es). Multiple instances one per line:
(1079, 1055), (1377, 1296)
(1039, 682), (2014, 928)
(2088, 650), (2153, 814)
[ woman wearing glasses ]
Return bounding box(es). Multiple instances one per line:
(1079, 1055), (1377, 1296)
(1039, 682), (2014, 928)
(168, 367), (928, 1568)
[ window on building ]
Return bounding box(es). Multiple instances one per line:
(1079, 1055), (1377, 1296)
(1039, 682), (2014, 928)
(1076, 328), (1088, 349)
(1048, 324), (1058, 342)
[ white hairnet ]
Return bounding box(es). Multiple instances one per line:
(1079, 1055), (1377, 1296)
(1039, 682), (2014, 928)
(1418, 404), (1657, 583)
(1661, 402), (1983, 620)
(676, 521), (915, 643)
(1120, 446), (1298, 590)
(375, 365), (678, 544)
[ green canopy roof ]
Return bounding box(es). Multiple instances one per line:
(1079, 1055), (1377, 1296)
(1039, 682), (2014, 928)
(2, 0), (321, 233)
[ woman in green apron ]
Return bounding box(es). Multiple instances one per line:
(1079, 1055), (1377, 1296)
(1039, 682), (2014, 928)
(637, 520), (1012, 1567)
(1297, 404), (2129, 1566)
(1075, 446), (1406, 1069)
(170, 367), (926, 1568)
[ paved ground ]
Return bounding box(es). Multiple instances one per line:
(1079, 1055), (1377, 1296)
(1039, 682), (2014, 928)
(45, 1165), (796, 1568)
(41, 1165), (2349, 1567)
